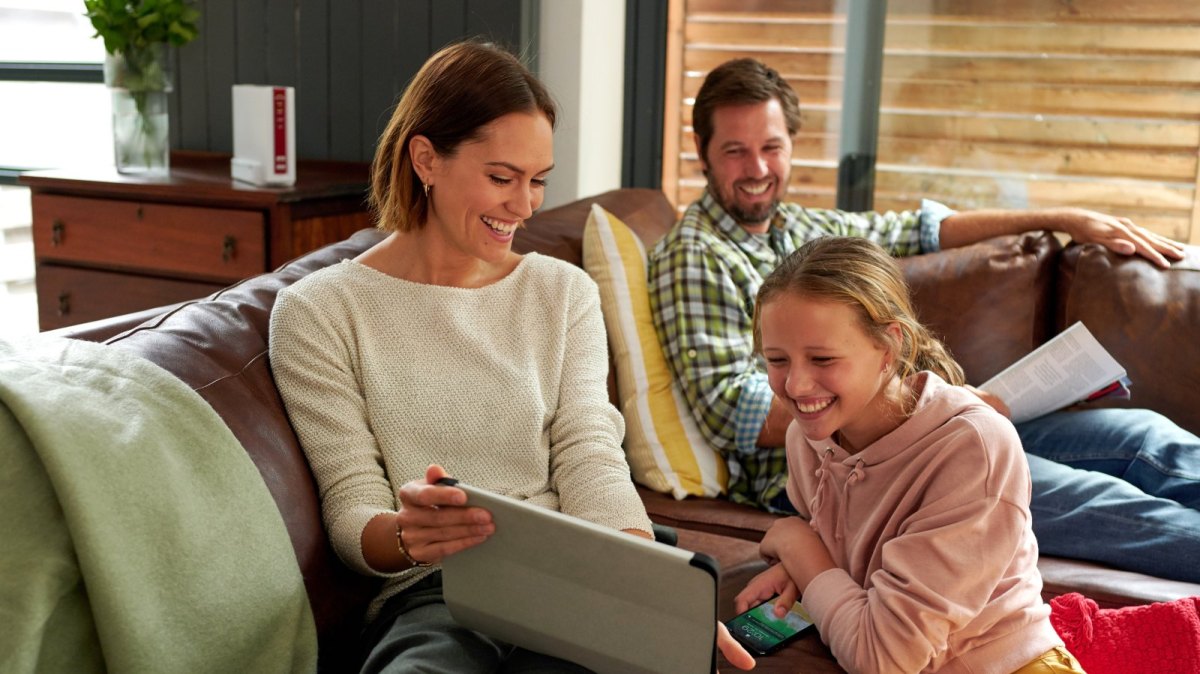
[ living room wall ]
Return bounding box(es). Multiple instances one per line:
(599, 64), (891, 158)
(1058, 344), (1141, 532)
(165, 0), (669, 201)
(168, 0), (532, 162)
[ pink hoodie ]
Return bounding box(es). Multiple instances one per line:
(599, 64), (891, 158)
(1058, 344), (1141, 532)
(785, 372), (1062, 674)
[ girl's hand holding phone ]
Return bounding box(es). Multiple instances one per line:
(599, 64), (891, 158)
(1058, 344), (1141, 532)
(395, 464), (495, 565)
(735, 563), (799, 617)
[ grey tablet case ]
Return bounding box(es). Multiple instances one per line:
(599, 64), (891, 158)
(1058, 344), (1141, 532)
(438, 479), (719, 674)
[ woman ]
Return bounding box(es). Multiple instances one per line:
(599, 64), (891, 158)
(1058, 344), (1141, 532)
(269, 41), (654, 672)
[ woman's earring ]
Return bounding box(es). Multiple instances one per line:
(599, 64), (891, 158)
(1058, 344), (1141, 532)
(422, 182), (431, 197)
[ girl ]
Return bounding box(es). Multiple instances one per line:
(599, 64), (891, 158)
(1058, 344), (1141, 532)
(736, 236), (1084, 673)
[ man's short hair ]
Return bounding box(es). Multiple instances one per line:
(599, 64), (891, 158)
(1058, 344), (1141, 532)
(692, 58), (801, 164)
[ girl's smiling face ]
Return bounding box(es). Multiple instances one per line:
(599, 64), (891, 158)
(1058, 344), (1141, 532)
(759, 293), (903, 452)
(422, 110), (554, 267)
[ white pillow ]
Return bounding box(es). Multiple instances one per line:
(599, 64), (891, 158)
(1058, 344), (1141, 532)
(582, 203), (728, 498)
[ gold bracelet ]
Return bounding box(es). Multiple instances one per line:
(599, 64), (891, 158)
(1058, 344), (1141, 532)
(396, 522), (432, 568)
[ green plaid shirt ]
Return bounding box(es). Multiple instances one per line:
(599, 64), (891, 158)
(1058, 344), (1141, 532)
(647, 189), (949, 510)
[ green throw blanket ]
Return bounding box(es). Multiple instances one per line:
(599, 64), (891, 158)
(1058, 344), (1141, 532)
(0, 337), (316, 673)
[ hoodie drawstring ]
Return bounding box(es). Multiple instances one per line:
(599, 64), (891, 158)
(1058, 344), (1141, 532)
(809, 449), (835, 535)
(834, 459), (866, 542)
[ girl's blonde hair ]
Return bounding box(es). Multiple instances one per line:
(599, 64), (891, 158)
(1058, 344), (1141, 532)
(752, 237), (965, 412)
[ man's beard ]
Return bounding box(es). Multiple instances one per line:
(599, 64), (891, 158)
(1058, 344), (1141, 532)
(706, 171), (782, 228)
(726, 198), (780, 227)
(716, 185), (780, 227)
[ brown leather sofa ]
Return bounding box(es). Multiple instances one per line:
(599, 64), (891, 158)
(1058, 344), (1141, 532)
(55, 188), (1200, 672)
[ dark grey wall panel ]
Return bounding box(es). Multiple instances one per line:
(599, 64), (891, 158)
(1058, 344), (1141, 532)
(361, 0), (400, 160)
(622, 0), (667, 190)
(205, 0), (237, 152)
(297, 0), (330, 158)
(169, 0), (527, 163)
(328, 2), (363, 161)
(235, 0), (268, 84)
(431, 2), (467, 52)
(466, 0), (524, 51)
(267, 0), (298, 87)
(176, 2), (209, 151)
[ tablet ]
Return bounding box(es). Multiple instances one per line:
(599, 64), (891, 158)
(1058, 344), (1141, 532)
(438, 479), (719, 674)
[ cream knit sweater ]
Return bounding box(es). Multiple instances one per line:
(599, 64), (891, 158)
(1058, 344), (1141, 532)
(269, 254), (652, 618)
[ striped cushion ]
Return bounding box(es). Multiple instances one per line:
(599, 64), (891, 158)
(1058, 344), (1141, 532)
(582, 203), (728, 498)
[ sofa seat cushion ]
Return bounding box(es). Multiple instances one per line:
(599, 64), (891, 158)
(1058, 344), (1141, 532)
(640, 486), (779, 542)
(1038, 557), (1200, 610)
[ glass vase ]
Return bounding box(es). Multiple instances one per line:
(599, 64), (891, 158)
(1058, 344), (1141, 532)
(104, 45), (172, 175)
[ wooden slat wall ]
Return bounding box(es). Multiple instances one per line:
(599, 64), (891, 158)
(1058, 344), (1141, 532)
(168, 0), (528, 163)
(665, 0), (1200, 244)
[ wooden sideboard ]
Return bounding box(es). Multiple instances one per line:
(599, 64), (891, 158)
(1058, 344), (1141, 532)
(21, 152), (373, 330)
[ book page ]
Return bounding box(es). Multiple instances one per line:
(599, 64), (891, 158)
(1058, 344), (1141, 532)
(979, 322), (1127, 425)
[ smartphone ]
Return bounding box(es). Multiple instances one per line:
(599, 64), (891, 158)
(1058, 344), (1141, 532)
(724, 596), (815, 655)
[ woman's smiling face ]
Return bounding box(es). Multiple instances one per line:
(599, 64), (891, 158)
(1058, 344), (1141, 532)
(423, 110), (554, 266)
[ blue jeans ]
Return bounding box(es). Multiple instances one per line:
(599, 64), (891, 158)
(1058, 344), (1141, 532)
(1017, 408), (1200, 583)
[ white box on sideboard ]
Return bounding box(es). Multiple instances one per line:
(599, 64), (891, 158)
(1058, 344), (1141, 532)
(231, 84), (296, 187)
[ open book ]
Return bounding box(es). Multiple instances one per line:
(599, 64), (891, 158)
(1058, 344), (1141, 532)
(979, 322), (1130, 425)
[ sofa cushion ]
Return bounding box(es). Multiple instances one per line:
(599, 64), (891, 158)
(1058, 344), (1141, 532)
(899, 231), (1061, 385)
(583, 204), (728, 498)
(1056, 242), (1200, 436)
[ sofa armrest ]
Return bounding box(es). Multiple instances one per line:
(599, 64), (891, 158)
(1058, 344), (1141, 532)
(1057, 243), (1200, 436)
(41, 301), (191, 343)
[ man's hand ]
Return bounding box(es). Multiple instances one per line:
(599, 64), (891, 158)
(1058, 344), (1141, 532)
(1054, 207), (1186, 269)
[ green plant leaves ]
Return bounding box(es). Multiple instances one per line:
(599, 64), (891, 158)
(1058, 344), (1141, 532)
(83, 0), (200, 54)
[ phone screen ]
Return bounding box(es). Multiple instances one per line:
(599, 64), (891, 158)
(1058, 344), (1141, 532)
(725, 597), (815, 655)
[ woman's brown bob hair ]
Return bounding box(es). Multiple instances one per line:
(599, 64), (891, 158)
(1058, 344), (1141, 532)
(369, 41), (557, 233)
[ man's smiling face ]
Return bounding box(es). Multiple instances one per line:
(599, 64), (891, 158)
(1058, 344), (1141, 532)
(697, 98), (794, 233)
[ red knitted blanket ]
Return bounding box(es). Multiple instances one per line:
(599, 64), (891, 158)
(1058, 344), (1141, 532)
(1049, 592), (1200, 674)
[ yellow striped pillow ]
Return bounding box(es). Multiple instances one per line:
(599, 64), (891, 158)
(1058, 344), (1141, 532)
(582, 203), (728, 498)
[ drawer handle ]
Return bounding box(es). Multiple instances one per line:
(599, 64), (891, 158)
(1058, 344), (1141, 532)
(137, 205), (144, 220)
(57, 291), (70, 317)
(222, 235), (236, 262)
(51, 219), (64, 246)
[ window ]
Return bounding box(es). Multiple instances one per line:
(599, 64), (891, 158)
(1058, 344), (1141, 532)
(0, 0), (111, 173)
(0, 0), (111, 338)
(662, 0), (1200, 245)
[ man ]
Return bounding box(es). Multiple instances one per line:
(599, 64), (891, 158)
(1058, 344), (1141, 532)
(649, 57), (1200, 582)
